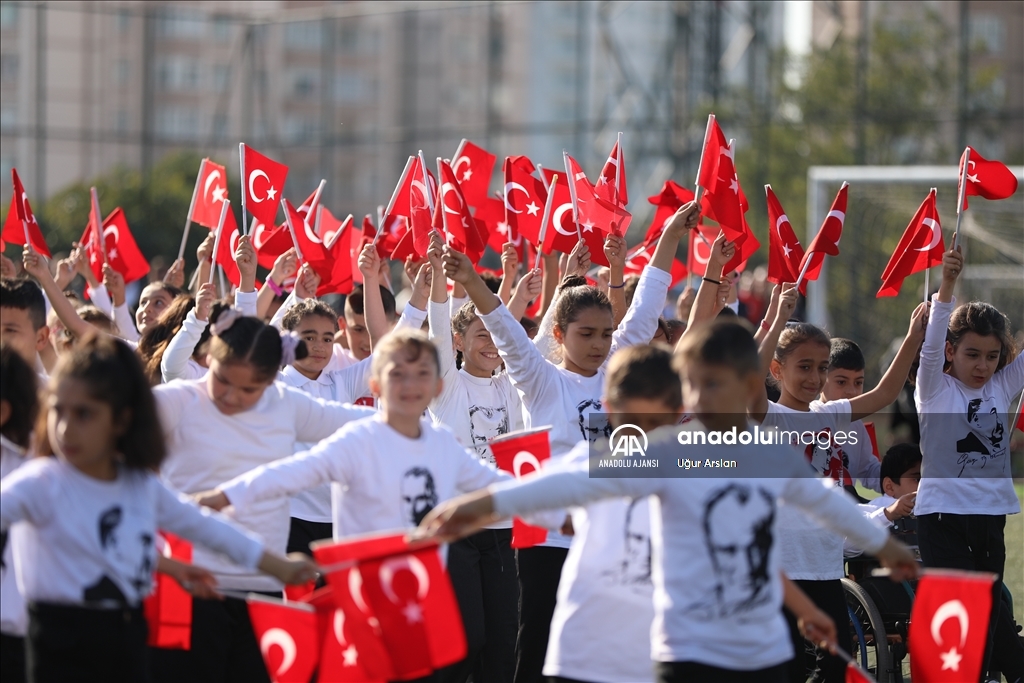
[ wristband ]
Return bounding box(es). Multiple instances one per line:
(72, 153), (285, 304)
(702, 276), (722, 285)
(267, 278), (284, 297)
(760, 319), (771, 331)
(608, 282), (625, 289)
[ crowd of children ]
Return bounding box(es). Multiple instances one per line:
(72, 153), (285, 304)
(0, 193), (1022, 683)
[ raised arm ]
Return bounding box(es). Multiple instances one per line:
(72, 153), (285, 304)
(917, 246), (961, 402)
(358, 244), (390, 350)
(426, 232), (456, 381)
(257, 248), (298, 321)
(161, 283), (213, 382)
(849, 302), (926, 421)
(22, 246), (99, 341)
(750, 284), (797, 422)
(508, 267), (542, 322)
(103, 264), (140, 342)
(194, 232), (215, 296)
(684, 232), (735, 332)
(498, 242), (518, 306)
(754, 284), (781, 346)
(603, 234), (627, 327)
(536, 252), (560, 321)
(234, 235), (257, 296)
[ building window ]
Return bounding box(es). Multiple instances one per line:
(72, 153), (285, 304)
(211, 64), (231, 92)
(157, 7), (205, 39)
(0, 53), (17, 84)
(212, 15), (232, 41)
(116, 110), (128, 134)
(155, 107), (200, 141)
(283, 114), (318, 143)
(284, 22), (322, 50)
(334, 73), (369, 103)
(291, 68), (319, 99)
(970, 14), (1003, 55)
(157, 57), (201, 92)
(0, 3), (18, 30)
(116, 59), (130, 86)
(213, 113), (229, 140)
(0, 104), (17, 131)
(116, 8), (130, 33)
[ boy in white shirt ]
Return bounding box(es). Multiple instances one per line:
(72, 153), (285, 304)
(420, 320), (918, 683)
(861, 443), (920, 529)
(0, 278), (50, 373)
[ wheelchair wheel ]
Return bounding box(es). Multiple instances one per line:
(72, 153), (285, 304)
(842, 578), (893, 681)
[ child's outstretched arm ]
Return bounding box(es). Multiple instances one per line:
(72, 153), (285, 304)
(161, 283), (214, 382)
(682, 232), (735, 333)
(603, 234), (627, 326)
(22, 245), (102, 341)
(258, 248), (298, 322)
(426, 232), (456, 383)
(749, 284), (798, 422)
(358, 244), (391, 351)
(754, 284), (781, 346)
(498, 242), (518, 306)
(508, 267), (542, 321)
(917, 245), (961, 403)
(849, 302), (927, 421)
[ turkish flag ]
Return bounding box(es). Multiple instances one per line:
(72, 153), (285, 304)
(2, 169), (50, 257)
(214, 210), (242, 287)
(295, 184), (324, 229)
(765, 185), (804, 284)
(797, 182), (847, 295)
(623, 243), (688, 287)
(315, 209), (354, 297)
(700, 139), (747, 242)
(242, 144), (288, 228)
(143, 532), (192, 650)
(540, 169), (609, 267)
(503, 158), (548, 245)
(687, 223), (720, 278)
(844, 662), (875, 683)
(191, 159), (229, 230)
(452, 139), (496, 209)
(643, 180), (695, 249)
(253, 221), (293, 271)
(383, 156), (435, 259)
(284, 199), (327, 266)
(565, 154), (631, 237)
(433, 160), (486, 262)
(80, 207), (150, 283)
(877, 189), (945, 298)
(372, 213), (407, 260)
(247, 596), (320, 683)
(696, 115), (726, 192)
(595, 138), (628, 208)
(489, 428), (552, 548)
(909, 570), (995, 683)
(508, 155), (536, 175)
(959, 146), (1018, 210)
(301, 587), (383, 683)
(863, 421), (880, 460)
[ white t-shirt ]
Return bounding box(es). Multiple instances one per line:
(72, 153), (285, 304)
(155, 379), (373, 590)
(762, 399), (858, 580)
(279, 361), (373, 524)
(1, 435), (28, 636)
(159, 290), (258, 383)
(489, 424), (890, 670)
(221, 414), (511, 539)
(914, 295), (1023, 516)
(543, 443), (655, 683)
(0, 458), (265, 607)
(479, 267), (671, 548)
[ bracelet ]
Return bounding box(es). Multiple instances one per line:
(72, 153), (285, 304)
(702, 276), (722, 285)
(760, 319), (771, 331)
(608, 282), (625, 289)
(267, 278), (284, 296)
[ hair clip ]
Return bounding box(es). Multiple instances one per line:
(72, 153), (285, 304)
(211, 308), (243, 336)
(280, 331), (302, 367)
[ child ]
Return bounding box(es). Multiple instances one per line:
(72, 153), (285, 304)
(915, 244), (1024, 681)
(0, 278), (49, 374)
(152, 305), (373, 682)
(864, 442), (921, 528)
(0, 335), (316, 683)
(818, 338), (881, 501)
(751, 291), (925, 683)
(0, 346), (39, 683)
(445, 203), (693, 682)
(419, 319), (918, 683)
(424, 233), (527, 683)
(198, 329), (510, 539)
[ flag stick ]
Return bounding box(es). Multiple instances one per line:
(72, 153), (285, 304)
(208, 199), (231, 286)
(218, 265), (228, 297)
(953, 146), (969, 250)
(216, 590), (317, 610)
(453, 138), (467, 164)
(535, 173), (558, 270)
(693, 114), (716, 202)
(371, 204), (386, 247)
(923, 267), (930, 304)
(418, 150), (434, 215)
(313, 204), (323, 241)
(238, 144), (248, 237)
(282, 202), (305, 263)
(308, 179), (326, 216)
(562, 151), (583, 242)
(793, 247), (816, 292)
(89, 187), (108, 263)
(187, 265), (200, 291)
(382, 157), (415, 225)
(177, 159), (204, 261)
(1013, 390), (1024, 432)
(437, 157), (449, 242)
(615, 131), (623, 201)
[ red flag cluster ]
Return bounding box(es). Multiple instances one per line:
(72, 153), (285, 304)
(81, 206), (150, 284)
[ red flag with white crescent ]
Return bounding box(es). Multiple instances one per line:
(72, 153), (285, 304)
(213, 210), (242, 287)
(433, 160), (486, 262)
(595, 138), (628, 207)
(2, 168), (50, 256)
(242, 144), (289, 228)
(765, 185), (804, 284)
(565, 154), (631, 237)
(798, 182), (847, 295)
(877, 189), (944, 298)
(451, 139), (496, 209)
(540, 169), (609, 266)
(191, 159), (229, 229)
(644, 180), (695, 249)
(80, 207), (150, 283)
(503, 157), (548, 246)
(247, 596), (319, 683)
(958, 146), (1018, 210)
(687, 223), (720, 278)
(489, 428), (553, 549)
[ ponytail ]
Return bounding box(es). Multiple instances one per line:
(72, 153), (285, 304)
(208, 304), (308, 382)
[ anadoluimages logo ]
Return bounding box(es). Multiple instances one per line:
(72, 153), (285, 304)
(609, 424), (648, 458)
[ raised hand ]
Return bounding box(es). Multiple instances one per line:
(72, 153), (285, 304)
(501, 242), (519, 279)
(102, 264), (126, 306)
(359, 243), (381, 281)
(195, 282), (216, 322)
(565, 239), (592, 278)
(164, 258), (186, 289)
(196, 232), (216, 265)
(603, 233), (627, 272)
(268, 248), (298, 288)
(53, 255), (76, 290)
(411, 261), (433, 302)
(234, 235), (257, 291)
(708, 232), (736, 270)
(0, 254), (16, 279)
(663, 201), (700, 239)
(906, 301), (928, 345)
(776, 283), (798, 322)
(426, 231), (445, 270)
(294, 263), (321, 300)
(937, 240), (963, 304)
(21, 245), (51, 282)
(441, 246), (475, 285)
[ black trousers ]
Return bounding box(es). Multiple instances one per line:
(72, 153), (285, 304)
(655, 661), (788, 683)
(918, 512), (1024, 683)
(441, 528), (519, 683)
(27, 602), (149, 683)
(782, 579), (851, 683)
(1, 632), (26, 683)
(150, 593), (277, 683)
(286, 517), (333, 557)
(514, 546), (568, 683)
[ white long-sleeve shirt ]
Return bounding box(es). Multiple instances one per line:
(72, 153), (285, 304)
(155, 379), (373, 590)
(914, 295), (1023, 516)
(220, 415), (511, 538)
(479, 267), (670, 547)
(0, 458), (265, 607)
(1, 435), (28, 636)
(279, 361), (373, 524)
(489, 425), (890, 670)
(159, 289), (259, 383)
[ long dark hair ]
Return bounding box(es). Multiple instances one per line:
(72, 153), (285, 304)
(137, 293), (198, 384)
(37, 334), (166, 470)
(0, 345), (39, 449)
(945, 301), (1018, 372)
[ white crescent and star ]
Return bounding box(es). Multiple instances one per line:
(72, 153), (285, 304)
(914, 217), (942, 252)
(931, 599), (969, 672)
(259, 628), (297, 676)
(504, 182), (528, 214)
(378, 555), (430, 605)
(694, 235), (712, 265)
(410, 180), (429, 210)
(348, 568), (371, 615)
(776, 214), (789, 238)
(552, 204), (576, 236)
(248, 170), (276, 203)
(441, 182), (463, 215)
(251, 221), (268, 249)
(512, 451), (543, 479)
(204, 169), (223, 203)
(453, 156), (472, 183)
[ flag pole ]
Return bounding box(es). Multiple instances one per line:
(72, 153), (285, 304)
(308, 179), (326, 216)
(562, 151), (583, 242)
(177, 159), (204, 262)
(953, 146), (969, 250)
(615, 131), (623, 201)
(535, 173), (558, 270)
(923, 267), (930, 304)
(1012, 390), (1024, 432)
(208, 199), (231, 286)
(238, 144), (248, 237)
(693, 113), (716, 205)
(282, 201), (305, 263)
(218, 265), (228, 297)
(436, 157), (449, 243)
(793, 227), (820, 293)
(89, 187), (108, 263)
(418, 150), (434, 215)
